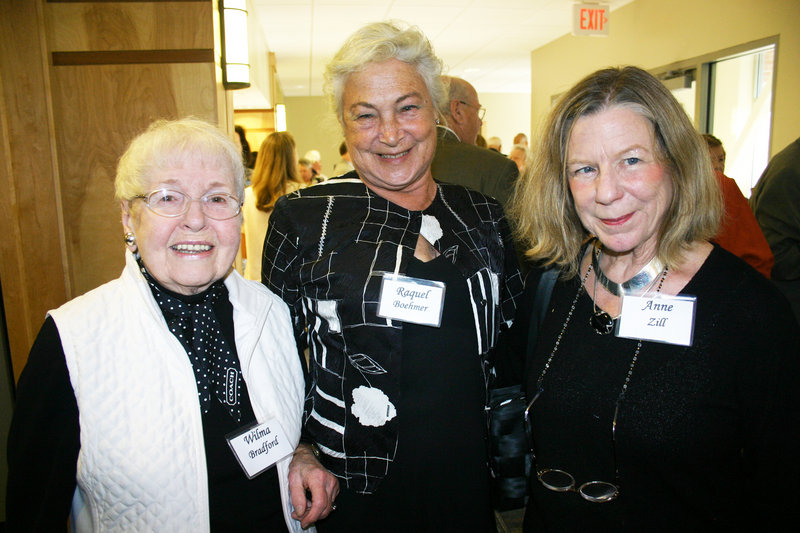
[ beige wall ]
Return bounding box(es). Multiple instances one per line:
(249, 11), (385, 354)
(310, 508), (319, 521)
(529, 0), (800, 157)
(284, 96), (342, 177)
(480, 93), (532, 153)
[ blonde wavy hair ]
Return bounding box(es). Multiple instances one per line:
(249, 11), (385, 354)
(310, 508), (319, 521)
(510, 66), (722, 278)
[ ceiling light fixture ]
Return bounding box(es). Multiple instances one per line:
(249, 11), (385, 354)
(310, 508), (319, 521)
(276, 104), (287, 132)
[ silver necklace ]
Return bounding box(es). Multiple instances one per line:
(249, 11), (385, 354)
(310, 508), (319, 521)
(590, 252), (668, 335)
(591, 240), (665, 297)
(537, 265), (666, 387)
(538, 263), (668, 391)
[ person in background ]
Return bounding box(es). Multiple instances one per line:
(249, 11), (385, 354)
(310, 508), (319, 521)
(509, 144), (528, 174)
(432, 76), (519, 210)
(508, 66), (799, 531)
(242, 131), (305, 281)
(700, 134), (773, 278)
(303, 149), (328, 181)
(298, 158), (321, 185)
(705, 133), (726, 173)
(6, 117), (309, 532)
(440, 75), (484, 145)
(513, 132), (528, 148)
(332, 140), (354, 176)
(750, 136), (800, 323)
(262, 20), (522, 532)
(234, 124), (254, 169)
(487, 136), (503, 154)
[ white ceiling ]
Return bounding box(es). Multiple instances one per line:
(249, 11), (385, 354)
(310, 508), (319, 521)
(249, 0), (633, 98)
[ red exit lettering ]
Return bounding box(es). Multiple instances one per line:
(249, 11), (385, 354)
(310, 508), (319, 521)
(580, 8), (607, 31)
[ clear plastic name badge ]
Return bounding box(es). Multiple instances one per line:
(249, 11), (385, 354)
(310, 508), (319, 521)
(617, 294), (696, 346)
(227, 418), (293, 479)
(377, 273), (446, 327)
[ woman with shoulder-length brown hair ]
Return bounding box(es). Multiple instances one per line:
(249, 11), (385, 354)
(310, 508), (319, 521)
(512, 66), (721, 279)
(242, 131), (305, 280)
(507, 65), (799, 531)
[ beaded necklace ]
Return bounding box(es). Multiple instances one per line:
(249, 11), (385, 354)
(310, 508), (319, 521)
(537, 262), (668, 401)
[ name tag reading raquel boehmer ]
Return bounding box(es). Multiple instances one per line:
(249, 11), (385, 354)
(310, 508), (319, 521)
(227, 418), (293, 479)
(377, 274), (446, 327)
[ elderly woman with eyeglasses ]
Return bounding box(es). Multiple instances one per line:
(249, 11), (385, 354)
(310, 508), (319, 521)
(6, 118), (310, 532)
(507, 66), (800, 531)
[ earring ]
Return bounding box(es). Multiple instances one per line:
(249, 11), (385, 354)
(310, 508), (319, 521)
(124, 232), (136, 247)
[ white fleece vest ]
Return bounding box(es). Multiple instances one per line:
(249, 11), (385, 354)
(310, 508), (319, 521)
(50, 252), (308, 532)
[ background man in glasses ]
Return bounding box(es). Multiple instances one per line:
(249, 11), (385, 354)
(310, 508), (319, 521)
(432, 76), (519, 211)
(440, 76), (484, 145)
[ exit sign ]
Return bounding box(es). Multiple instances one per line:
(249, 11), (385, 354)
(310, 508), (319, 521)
(573, 3), (610, 36)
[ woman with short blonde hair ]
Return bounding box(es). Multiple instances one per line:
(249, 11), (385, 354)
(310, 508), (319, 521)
(7, 117), (306, 532)
(264, 20), (522, 532)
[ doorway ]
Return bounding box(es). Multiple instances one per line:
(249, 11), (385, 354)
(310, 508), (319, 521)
(654, 38), (777, 198)
(706, 45), (775, 197)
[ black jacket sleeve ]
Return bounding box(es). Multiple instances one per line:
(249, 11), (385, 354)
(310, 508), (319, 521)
(6, 316), (79, 533)
(490, 268), (543, 387)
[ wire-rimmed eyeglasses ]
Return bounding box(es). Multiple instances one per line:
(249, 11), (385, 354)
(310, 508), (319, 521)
(458, 100), (486, 121)
(133, 189), (242, 220)
(524, 388), (621, 503)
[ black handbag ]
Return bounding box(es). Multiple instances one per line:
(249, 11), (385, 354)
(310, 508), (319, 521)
(488, 382), (531, 511)
(488, 268), (558, 511)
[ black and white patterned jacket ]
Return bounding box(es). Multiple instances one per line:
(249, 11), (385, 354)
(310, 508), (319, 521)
(262, 177), (523, 493)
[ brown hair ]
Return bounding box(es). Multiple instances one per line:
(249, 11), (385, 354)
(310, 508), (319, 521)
(701, 133), (723, 148)
(250, 132), (303, 212)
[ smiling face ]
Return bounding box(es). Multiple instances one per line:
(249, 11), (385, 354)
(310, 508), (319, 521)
(342, 58), (438, 209)
(567, 105), (673, 260)
(122, 157), (242, 295)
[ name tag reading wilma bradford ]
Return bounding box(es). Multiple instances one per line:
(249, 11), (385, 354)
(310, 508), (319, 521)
(377, 274), (445, 327)
(227, 418), (293, 479)
(617, 294), (696, 346)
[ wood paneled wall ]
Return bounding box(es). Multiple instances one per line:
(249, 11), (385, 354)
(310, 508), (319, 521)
(0, 0), (231, 381)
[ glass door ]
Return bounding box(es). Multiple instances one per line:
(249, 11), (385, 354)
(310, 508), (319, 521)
(706, 45), (775, 197)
